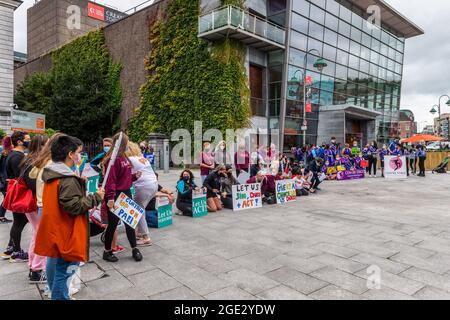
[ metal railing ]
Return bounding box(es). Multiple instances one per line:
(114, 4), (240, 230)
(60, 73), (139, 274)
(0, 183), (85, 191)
(199, 5), (286, 46)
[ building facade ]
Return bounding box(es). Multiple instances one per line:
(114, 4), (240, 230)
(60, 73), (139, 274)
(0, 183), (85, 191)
(0, 0), (22, 133)
(434, 113), (450, 140)
(199, 0), (423, 150)
(398, 109), (417, 139)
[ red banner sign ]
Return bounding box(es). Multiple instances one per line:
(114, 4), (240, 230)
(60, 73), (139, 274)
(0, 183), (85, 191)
(88, 2), (105, 21)
(305, 102), (312, 113)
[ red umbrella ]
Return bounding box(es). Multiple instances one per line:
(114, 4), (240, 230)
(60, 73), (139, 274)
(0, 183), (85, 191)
(400, 134), (445, 143)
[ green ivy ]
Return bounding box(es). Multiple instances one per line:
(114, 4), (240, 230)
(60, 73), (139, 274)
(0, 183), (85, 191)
(15, 30), (122, 141)
(128, 0), (250, 142)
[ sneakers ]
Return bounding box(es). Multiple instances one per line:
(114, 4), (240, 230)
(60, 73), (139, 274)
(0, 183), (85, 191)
(112, 245), (125, 254)
(29, 270), (47, 284)
(1, 246), (14, 260)
(0, 217), (12, 224)
(132, 248), (143, 262)
(9, 250), (29, 263)
(103, 250), (119, 263)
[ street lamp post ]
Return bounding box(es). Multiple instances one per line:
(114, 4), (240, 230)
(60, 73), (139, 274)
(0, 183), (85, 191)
(290, 49), (327, 147)
(430, 94), (450, 149)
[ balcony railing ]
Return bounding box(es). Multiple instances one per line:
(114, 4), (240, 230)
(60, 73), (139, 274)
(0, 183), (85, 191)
(198, 5), (286, 50)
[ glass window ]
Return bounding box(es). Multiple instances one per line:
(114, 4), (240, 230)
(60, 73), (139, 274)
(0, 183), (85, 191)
(322, 61), (335, 77)
(307, 37), (323, 53)
(370, 63), (378, 78)
(379, 55), (387, 68)
(388, 46), (396, 59)
(397, 41), (404, 53)
(370, 51), (379, 64)
(337, 35), (350, 51)
(349, 54), (359, 69)
(323, 28), (337, 46)
(323, 43), (337, 61)
(381, 30), (389, 44)
(360, 45), (370, 61)
(325, 12), (338, 30)
(326, 0), (340, 14)
(310, 0), (326, 9)
(395, 51), (403, 63)
(350, 26), (362, 43)
(351, 12), (363, 29)
(293, 0), (310, 16)
(349, 41), (360, 56)
(310, 5), (325, 24)
(395, 63), (402, 74)
(380, 43), (388, 56)
(378, 67), (387, 80)
(335, 64), (348, 80)
(338, 20), (351, 37)
(292, 12), (309, 32)
(289, 47), (306, 67)
(360, 59), (370, 74)
(309, 21), (324, 41)
(387, 58), (395, 71)
(371, 39), (380, 52)
(336, 49), (349, 65)
(361, 32), (371, 48)
(372, 25), (381, 40)
(389, 35), (397, 48)
(269, 65), (283, 82)
(268, 50), (284, 66)
(291, 31), (307, 50)
(339, 5), (352, 22)
(348, 68), (359, 82)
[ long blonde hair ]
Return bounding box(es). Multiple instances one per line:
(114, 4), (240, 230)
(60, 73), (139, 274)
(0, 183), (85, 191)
(126, 142), (143, 158)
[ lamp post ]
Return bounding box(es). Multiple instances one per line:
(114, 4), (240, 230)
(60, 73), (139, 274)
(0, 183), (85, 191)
(290, 49), (327, 147)
(430, 95), (450, 149)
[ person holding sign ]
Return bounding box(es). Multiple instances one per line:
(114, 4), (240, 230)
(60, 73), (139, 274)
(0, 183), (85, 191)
(102, 133), (143, 263)
(220, 165), (240, 209)
(203, 165), (228, 212)
(35, 135), (105, 300)
(176, 170), (200, 217)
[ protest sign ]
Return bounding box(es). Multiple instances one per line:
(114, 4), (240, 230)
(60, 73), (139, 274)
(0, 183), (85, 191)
(87, 175), (100, 194)
(232, 183), (262, 211)
(385, 156), (407, 179)
(275, 180), (297, 204)
(237, 171), (250, 185)
(336, 169), (365, 180)
(156, 197), (173, 228)
(112, 192), (144, 229)
(192, 190), (208, 218)
(81, 163), (99, 178)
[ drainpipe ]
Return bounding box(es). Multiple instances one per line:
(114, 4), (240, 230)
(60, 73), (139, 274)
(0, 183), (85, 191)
(278, 0), (292, 152)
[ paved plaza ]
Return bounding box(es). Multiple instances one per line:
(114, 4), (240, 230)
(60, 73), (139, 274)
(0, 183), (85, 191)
(1, 170), (450, 300)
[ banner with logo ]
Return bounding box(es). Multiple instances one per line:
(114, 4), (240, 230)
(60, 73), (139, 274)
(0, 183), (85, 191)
(275, 180), (297, 204)
(232, 183), (262, 211)
(385, 156), (407, 179)
(156, 197), (173, 228)
(336, 169), (365, 180)
(112, 193), (144, 229)
(192, 190), (208, 218)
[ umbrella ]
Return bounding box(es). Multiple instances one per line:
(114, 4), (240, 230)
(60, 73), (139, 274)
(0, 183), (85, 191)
(400, 134), (445, 143)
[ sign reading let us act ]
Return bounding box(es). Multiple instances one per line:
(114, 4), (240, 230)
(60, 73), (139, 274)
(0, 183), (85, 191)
(232, 183), (262, 211)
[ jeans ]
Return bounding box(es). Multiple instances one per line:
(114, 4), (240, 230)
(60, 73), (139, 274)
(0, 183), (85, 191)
(46, 257), (57, 294)
(51, 257), (79, 300)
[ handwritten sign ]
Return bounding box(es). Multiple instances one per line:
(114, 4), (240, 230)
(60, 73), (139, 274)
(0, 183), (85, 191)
(275, 180), (297, 204)
(87, 175), (100, 194)
(156, 197), (173, 228)
(232, 183), (262, 211)
(112, 193), (144, 229)
(192, 190), (208, 218)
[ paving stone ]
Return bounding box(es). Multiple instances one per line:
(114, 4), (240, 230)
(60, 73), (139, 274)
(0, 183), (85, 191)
(0, 289), (41, 300)
(168, 267), (231, 296)
(308, 285), (365, 300)
(362, 287), (416, 300)
(271, 254), (326, 274)
(354, 269), (425, 295)
(149, 286), (204, 300)
(346, 241), (400, 259)
(413, 286), (450, 300)
(265, 266), (329, 295)
(127, 269), (183, 297)
(311, 253), (368, 274)
(310, 267), (368, 295)
(188, 254), (239, 275)
(349, 253), (410, 275)
(313, 242), (360, 258)
(205, 286), (258, 300)
(256, 285), (311, 300)
(218, 269), (279, 295)
(84, 270), (134, 297)
(400, 267), (450, 292)
(390, 253), (450, 275)
(230, 253), (283, 275)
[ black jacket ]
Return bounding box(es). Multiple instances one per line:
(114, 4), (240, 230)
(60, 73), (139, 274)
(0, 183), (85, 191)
(203, 171), (222, 198)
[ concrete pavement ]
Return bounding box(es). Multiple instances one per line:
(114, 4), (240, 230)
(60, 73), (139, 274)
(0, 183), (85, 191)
(1, 170), (450, 300)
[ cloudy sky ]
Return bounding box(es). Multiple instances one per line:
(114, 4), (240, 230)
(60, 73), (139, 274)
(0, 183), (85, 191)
(13, 0), (449, 130)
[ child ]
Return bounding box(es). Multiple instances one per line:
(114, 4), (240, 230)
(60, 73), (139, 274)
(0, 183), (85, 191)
(102, 133), (143, 263)
(35, 135), (105, 300)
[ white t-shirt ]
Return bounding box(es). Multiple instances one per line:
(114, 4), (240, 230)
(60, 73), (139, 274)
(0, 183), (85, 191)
(129, 156), (158, 190)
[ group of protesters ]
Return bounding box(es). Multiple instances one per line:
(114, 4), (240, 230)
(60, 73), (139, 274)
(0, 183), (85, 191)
(0, 130), (428, 301)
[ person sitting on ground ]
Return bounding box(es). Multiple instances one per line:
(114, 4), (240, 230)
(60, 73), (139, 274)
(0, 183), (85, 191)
(291, 166), (311, 196)
(203, 165), (228, 212)
(304, 157), (324, 194)
(246, 171), (282, 204)
(176, 170), (200, 217)
(250, 156), (262, 178)
(324, 159), (337, 181)
(219, 165), (240, 210)
(145, 173), (175, 227)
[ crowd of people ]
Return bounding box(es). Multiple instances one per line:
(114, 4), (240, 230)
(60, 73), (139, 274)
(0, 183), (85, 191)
(0, 130), (430, 300)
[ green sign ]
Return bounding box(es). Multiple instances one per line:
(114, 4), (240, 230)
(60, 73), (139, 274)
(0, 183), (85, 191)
(87, 175), (100, 194)
(351, 147), (360, 155)
(157, 203), (173, 228)
(192, 192), (208, 218)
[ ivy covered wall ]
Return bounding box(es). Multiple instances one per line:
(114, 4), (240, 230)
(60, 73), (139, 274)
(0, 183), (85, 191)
(15, 29), (122, 141)
(128, 0), (251, 142)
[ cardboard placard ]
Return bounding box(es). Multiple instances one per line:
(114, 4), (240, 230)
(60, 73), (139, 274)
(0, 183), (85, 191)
(385, 156), (407, 179)
(232, 183), (262, 211)
(336, 169), (365, 180)
(192, 190), (208, 218)
(156, 197), (173, 228)
(112, 193), (144, 229)
(275, 180), (297, 204)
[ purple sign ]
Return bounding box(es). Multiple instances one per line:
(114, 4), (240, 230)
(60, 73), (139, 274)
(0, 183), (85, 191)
(336, 169), (365, 181)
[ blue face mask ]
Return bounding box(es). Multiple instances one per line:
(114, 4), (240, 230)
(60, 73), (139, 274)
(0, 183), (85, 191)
(104, 147), (111, 153)
(23, 141), (30, 149)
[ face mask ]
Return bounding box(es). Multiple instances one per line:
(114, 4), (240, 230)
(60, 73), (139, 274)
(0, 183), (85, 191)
(183, 176), (190, 182)
(72, 153), (81, 166)
(220, 146), (225, 151)
(204, 145), (210, 151)
(104, 147), (111, 153)
(331, 140), (336, 144)
(23, 141), (30, 149)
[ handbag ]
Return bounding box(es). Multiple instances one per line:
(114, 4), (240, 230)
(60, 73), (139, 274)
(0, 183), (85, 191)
(3, 165), (37, 213)
(360, 160), (369, 168)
